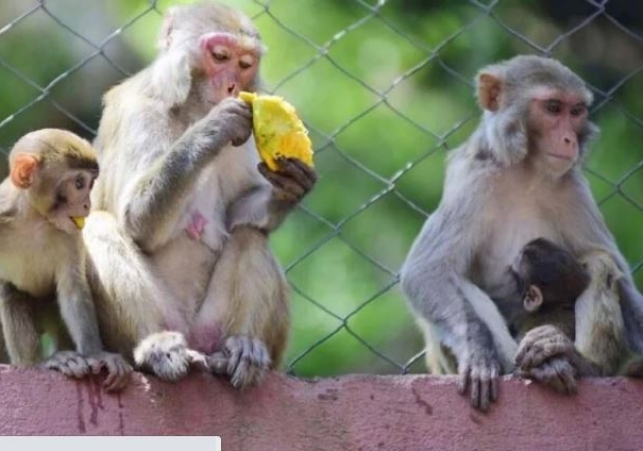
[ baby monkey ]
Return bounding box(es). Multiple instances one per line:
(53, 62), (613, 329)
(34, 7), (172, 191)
(511, 238), (590, 339)
(512, 238), (630, 377)
(0, 129), (131, 391)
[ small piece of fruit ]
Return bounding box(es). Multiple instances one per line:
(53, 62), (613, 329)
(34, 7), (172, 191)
(239, 91), (313, 171)
(71, 217), (85, 230)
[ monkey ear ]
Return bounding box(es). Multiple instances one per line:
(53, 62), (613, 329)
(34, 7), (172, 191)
(523, 285), (543, 312)
(10, 153), (40, 189)
(476, 71), (504, 112)
(157, 8), (176, 51)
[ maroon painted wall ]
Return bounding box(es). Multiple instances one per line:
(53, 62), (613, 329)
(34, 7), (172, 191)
(0, 365), (642, 450)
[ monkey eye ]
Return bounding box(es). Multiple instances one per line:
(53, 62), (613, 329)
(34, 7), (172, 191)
(570, 105), (586, 117)
(545, 100), (563, 114)
(75, 175), (85, 190)
(239, 60), (253, 70)
(211, 45), (230, 62)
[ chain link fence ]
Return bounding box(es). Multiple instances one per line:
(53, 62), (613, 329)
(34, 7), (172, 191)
(0, 0), (642, 378)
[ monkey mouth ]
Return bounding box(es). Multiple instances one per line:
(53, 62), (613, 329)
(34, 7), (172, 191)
(546, 152), (573, 161)
(70, 216), (86, 230)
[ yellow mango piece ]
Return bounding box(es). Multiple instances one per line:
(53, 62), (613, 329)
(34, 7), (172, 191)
(71, 217), (85, 230)
(239, 91), (313, 171)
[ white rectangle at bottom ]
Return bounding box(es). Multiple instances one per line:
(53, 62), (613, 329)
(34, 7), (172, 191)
(0, 436), (221, 451)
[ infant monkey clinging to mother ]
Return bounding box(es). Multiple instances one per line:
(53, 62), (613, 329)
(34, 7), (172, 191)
(401, 54), (643, 411)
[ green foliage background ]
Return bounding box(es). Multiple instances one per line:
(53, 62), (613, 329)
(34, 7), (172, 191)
(0, 0), (641, 377)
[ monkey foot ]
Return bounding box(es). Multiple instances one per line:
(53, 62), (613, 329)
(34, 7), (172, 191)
(208, 335), (271, 389)
(133, 331), (193, 381)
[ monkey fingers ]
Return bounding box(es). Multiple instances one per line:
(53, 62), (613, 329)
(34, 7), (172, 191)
(519, 357), (577, 395)
(515, 325), (572, 371)
(258, 161), (314, 204)
(457, 356), (500, 411)
(275, 158), (317, 190)
(87, 352), (133, 392)
(41, 351), (91, 379)
(212, 98), (253, 147)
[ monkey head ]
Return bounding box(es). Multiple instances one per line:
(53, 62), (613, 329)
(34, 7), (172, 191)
(9, 129), (99, 235)
(153, 1), (265, 107)
(511, 238), (590, 313)
(476, 55), (598, 176)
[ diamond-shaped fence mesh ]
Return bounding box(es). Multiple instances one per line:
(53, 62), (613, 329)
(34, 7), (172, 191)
(1, 0), (642, 378)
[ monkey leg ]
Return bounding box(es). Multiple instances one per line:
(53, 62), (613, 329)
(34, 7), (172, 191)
(194, 226), (289, 388)
(83, 211), (194, 381)
(0, 284), (41, 366)
(575, 249), (627, 376)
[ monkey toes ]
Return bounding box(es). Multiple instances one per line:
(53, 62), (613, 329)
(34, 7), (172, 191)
(133, 331), (193, 381)
(208, 335), (271, 389)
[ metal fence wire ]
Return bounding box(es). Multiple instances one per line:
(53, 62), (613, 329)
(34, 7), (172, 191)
(1, 0), (642, 378)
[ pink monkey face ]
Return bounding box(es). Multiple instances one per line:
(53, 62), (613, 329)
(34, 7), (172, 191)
(199, 32), (260, 103)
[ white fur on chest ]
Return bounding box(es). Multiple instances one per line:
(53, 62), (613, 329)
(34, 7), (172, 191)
(476, 178), (562, 291)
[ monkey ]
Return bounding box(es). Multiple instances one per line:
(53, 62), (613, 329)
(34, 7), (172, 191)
(508, 237), (590, 340)
(0, 129), (132, 392)
(507, 239), (627, 378)
(82, 1), (316, 387)
(400, 55), (643, 411)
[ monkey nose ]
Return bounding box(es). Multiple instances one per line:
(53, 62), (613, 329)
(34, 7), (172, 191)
(227, 83), (238, 96)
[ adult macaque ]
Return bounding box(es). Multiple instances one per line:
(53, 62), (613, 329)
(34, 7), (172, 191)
(84, 1), (316, 387)
(0, 129), (131, 392)
(401, 55), (643, 411)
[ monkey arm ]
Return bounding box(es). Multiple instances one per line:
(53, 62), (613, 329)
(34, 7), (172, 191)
(0, 282), (41, 365)
(115, 102), (249, 252)
(401, 208), (518, 373)
(226, 184), (301, 233)
(56, 258), (104, 356)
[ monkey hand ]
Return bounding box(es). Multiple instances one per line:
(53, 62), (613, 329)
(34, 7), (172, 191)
(208, 335), (271, 389)
(456, 348), (501, 412)
(208, 97), (253, 147)
(515, 357), (577, 395)
(514, 325), (579, 394)
(86, 352), (133, 392)
(515, 325), (575, 372)
(259, 157), (318, 205)
(133, 331), (192, 381)
(40, 350), (92, 379)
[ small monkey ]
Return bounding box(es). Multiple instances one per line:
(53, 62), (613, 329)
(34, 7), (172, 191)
(84, 1), (316, 386)
(0, 129), (131, 391)
(401, 55), (643, 411)
(510, 238), (590, 339)
(509, 239), (627, 378)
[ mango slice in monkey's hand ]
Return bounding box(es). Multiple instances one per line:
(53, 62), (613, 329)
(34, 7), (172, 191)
(239, 91), (313, 171)
(70, 217), (85, 230)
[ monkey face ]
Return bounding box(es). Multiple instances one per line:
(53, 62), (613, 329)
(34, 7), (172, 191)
(47, 169), (97, 234)
(198, 32), (260, 104)
(527, 88), (589, 175)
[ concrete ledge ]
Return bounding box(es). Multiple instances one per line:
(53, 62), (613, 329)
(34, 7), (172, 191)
(1, 365), (642, 450)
